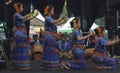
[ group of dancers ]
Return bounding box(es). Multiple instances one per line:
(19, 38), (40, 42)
(12, 3), (120, 70)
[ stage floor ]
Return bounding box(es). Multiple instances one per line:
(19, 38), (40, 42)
(0, 60), (120, 73)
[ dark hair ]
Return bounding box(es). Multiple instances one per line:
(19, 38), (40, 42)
(70, 17), (80, 28)
(33, 34), (38, 38)
(48, 5), (54, 12)
(17, 3), (22, 9)
(61, 34), (66, 38)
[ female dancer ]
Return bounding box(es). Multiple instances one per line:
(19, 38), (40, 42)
(62, 17), (93, 69)
(92, 27), (119, 69)
(12, 3), (37, 70)
(40, 5), (67, 70)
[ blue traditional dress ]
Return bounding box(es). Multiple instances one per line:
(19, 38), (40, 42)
(12, 13), (30, 69)
(57, 40), (71, 59)
(40, 17), (60, 70)
(63, 29), (86, 69)
(57, 40), (70, 53)
(92, 37), (115, 69)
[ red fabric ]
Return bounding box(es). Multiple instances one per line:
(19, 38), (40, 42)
(28, 37), (31, 43)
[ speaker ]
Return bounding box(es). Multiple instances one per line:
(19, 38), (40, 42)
(105, 10), (118, 33)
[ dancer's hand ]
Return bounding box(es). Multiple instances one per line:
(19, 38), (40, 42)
(88, 30), (94, 36)
(61, 16), (67, 22)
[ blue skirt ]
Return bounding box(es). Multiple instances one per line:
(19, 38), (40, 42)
(70, 48), (86, 69)
(40, 33), (60, 70)
(92, 51), (115, 69)
(63, 47), (86, 69)
(12, 36), (30, 69)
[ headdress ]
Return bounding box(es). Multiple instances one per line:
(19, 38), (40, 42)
(14, 3), (19, 13)
(70, 19), (77, 29)
(44, 6), (49, 16)
(73, 19), (77, 28)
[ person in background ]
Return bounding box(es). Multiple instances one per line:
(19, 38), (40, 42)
(92, 27), (120, 69)
(88, 34), (96, 48)
(57, 34), (71, 60)
(31, 34), (43, 60)
(39, 28), (44, 48)
(40, 4), (67, 70)
(33, 34), (40, 45)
